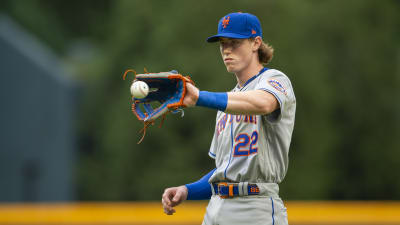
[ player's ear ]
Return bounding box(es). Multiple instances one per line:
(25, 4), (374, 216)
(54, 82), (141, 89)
(251, 36), (262, 52)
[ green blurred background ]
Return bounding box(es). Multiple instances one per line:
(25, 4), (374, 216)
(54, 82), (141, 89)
(0, 0), (399, 202)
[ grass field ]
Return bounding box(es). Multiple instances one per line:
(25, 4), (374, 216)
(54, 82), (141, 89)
(0, 201), (399, 225)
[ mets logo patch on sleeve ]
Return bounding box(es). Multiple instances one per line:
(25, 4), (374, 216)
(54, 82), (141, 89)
(268, 79), (287, 95)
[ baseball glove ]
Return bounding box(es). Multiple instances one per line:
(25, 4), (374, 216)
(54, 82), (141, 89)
(123, 69), (194, 143)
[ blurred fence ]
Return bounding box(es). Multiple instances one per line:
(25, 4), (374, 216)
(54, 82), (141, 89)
(0, 14), (77, 202)
(0, 201), (399, 225)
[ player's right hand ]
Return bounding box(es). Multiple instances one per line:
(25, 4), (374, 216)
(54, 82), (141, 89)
(161, 185), (188, 215)
(183, 83), (199, 107)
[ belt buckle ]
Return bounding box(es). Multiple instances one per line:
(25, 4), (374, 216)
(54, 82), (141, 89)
(217, 182), (234, 199)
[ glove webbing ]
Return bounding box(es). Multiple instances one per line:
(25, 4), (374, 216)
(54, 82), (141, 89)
(133, 104), (169, 144)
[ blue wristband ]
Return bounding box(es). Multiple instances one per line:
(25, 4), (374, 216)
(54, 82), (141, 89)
(185, 168), (216, 200)
(196, 91), (228, 111)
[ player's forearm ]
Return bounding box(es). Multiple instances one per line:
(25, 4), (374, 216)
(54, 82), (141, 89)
(225, 90), (278, 115)
(193, 89), (278, 115)
(185, 168), (215, 200)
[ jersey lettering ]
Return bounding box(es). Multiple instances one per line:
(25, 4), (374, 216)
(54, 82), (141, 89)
(236, 115), (242, 122)
(234, 133), (250, 156)
(233, 131), (258, 157)
(216, 114), (228, 136)
(217, 114), (257, 137)
(235, 115), (256, 124)
(249, 131), (258, 154)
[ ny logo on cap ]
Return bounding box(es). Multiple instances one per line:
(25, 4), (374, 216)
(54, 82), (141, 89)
(222, 16), (230, 28)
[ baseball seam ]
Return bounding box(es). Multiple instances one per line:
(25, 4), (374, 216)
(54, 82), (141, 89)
(139, 87), (146, 97)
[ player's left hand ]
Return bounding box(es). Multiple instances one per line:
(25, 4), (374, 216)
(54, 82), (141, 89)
(183, 82), (199, 107)
(161, 185), (188, 215)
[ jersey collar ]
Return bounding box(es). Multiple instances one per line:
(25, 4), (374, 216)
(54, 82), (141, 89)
(239, 67), (269, 90)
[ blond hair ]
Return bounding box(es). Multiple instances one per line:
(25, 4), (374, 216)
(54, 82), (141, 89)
(250, 38), (274, 65)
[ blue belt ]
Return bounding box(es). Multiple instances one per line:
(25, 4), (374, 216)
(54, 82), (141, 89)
(212, 182), (260, 198)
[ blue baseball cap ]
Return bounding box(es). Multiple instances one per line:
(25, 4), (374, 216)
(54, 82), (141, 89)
(207, 12), (263, 43)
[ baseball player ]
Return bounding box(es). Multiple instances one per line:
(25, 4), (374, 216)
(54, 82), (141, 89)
(162, 12), (296, 225)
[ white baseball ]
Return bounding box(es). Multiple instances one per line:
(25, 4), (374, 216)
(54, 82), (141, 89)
(130, 81), (149, 99)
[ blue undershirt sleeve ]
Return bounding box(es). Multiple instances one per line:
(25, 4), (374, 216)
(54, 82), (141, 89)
(185, 168), (216, 200)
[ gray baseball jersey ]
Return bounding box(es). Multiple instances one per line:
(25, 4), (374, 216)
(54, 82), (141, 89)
(208, 68), (296, 185)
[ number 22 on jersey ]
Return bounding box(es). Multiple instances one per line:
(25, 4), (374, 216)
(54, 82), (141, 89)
(234, 131), (258, 157)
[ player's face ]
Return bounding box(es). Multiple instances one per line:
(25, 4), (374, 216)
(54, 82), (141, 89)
(219, 38), (254, 73)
